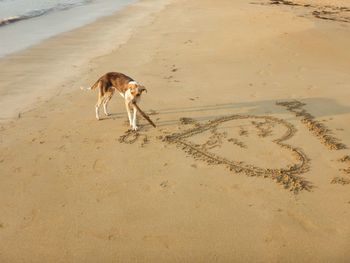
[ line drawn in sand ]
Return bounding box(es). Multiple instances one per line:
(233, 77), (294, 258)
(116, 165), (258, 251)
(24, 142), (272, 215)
(118, 130), (140, 144)
(276, 100), (347, 150)
(164, 115), (312, 194)
(334, 155), (350, 184)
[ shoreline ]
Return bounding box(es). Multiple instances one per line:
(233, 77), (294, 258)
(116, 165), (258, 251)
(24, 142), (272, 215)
(0, 0), (138, 58)
(0, 0), (171, 122)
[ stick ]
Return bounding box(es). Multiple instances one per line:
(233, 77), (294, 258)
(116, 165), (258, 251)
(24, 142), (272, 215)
(131, 101), (156, 128)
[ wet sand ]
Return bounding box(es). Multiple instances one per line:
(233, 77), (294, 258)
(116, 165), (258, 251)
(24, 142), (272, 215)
(0, 0), (350, 262)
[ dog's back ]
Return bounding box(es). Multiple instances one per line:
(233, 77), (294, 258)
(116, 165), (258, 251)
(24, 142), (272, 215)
(90, 72), (134, 96)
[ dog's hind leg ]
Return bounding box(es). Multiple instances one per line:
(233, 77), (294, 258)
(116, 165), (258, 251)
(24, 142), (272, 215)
(95, 92), (103, 120)
(103, 93), (113, 116)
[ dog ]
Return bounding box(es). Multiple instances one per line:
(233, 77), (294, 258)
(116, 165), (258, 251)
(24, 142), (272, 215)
(82, 72), (147, 130)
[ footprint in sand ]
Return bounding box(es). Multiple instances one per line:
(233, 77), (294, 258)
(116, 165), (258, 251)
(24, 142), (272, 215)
(13, 167), (22, 173)
(142, 235), (170, 249)
(92, 159), (107, 173)
(160, 180), (169, 188)
(20, 209), (38, 229)
(287, 210), (318, 232)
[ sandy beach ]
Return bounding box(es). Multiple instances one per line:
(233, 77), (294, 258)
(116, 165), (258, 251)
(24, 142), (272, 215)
(0, 0), (350, 262)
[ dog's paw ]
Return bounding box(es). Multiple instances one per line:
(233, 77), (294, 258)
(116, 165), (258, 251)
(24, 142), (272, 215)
(132, 126), (138, 131)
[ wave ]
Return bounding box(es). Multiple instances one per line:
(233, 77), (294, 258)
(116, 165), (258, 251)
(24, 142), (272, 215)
(0, 0), (92, 27)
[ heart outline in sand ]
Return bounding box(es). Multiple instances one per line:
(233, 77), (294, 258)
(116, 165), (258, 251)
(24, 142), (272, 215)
(164, 114), (312, 193)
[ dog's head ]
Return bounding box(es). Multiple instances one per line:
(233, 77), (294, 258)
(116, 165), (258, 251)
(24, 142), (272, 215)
(128, 81), (147, 98)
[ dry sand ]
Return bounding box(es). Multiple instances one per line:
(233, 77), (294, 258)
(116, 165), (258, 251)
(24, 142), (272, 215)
(1, 0), (350, 262)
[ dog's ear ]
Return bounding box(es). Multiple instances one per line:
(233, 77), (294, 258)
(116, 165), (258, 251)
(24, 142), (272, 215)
(139, 85), (147, 94)
(130, 88), (138, 97)
(128, 82), (137, 96)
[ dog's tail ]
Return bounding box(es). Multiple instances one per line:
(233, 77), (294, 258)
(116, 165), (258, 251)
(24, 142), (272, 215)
(80, 79), (101, 91)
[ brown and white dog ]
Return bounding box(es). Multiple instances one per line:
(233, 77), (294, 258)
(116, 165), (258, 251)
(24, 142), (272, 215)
(82, 72), (147, 130)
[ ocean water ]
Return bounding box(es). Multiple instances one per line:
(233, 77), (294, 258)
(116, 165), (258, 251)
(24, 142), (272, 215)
(0, 0), (93, 25)
(0, 0), (136, 57)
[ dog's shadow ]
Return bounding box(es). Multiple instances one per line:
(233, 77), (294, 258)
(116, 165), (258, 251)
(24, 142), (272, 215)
(99, 112), (124, 121)
(149, 97), (350, 127)
(103, 97), (350, 131)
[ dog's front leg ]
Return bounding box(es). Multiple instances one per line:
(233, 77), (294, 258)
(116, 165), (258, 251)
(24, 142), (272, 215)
(132, 105), (138, 131)
(125, 100), (133, 128)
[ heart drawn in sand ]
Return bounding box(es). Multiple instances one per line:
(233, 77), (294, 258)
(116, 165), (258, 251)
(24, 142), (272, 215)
(164, 115), (312, 193)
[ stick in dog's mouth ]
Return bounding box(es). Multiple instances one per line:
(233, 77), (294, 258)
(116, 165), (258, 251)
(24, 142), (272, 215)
(131, 101), (156, 128)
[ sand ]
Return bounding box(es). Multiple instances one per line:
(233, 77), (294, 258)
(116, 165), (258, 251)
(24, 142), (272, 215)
(0, 0), (350, 262)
